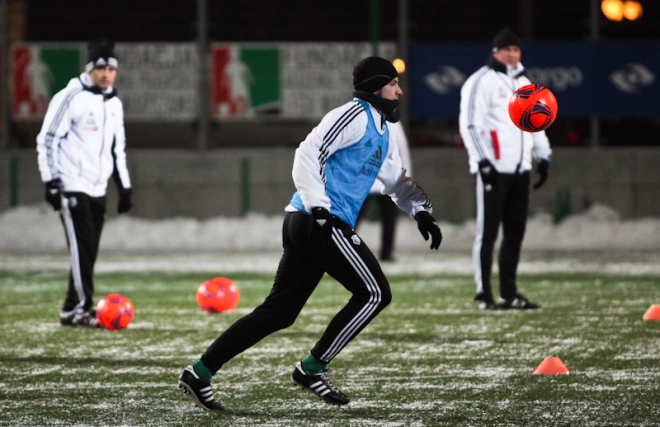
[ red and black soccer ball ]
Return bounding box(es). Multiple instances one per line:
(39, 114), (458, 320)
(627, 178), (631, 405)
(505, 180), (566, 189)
(196, 277), (240, 313)
(508, 84), (558, 132)
(96, 293), (135, 330)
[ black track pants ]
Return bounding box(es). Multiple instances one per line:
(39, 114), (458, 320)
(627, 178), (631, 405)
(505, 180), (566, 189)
(472, 172), (529, 301)
(201, 211), (392, 374)
(60, 192), (106, 314)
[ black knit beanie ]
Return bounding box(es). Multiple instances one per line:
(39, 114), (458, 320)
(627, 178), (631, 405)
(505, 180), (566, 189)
(353, 56), (398, 93)
(86, 38), (118, 72)
(492, 28), (522, 52)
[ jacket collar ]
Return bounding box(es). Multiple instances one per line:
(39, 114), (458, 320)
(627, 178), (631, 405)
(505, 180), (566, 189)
(487, 56), (527, 79)
(78, 72), (117, 99)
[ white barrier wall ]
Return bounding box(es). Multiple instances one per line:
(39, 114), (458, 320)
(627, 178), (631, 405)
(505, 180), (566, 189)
(2, 147), (660, 221)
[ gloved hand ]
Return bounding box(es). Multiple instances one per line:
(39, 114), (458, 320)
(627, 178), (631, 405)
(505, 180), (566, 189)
(478, 159), (497, 187)
(309, 207), (334, 244)
(415, 211), (442, 250)
(44, 178), (63, 211)
(117, 188), (133, 214)
(533, 159), (550, 190)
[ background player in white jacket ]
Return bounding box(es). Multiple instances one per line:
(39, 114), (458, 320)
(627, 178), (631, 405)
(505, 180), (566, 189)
(178, 57), (442, 411)
(36, 39), (133, 327)
(459, 28), (552, 311)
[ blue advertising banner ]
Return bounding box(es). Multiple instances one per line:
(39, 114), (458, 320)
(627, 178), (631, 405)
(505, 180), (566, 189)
(593, 42), (659, 116)
(410, 41), (660, 118)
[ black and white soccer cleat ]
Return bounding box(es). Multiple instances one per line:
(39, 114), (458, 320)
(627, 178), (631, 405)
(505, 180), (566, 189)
(475, 293), (497, 311)
(60, 309), (100, 328)
(178, 365), (224, 411)
(496, 294), (540, 310)
(291, 361), (350, 406)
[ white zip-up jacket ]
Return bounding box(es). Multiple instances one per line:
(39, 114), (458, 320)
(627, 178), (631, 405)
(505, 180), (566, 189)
(459, 57), (552, 175)
(36, 73), (131, 197)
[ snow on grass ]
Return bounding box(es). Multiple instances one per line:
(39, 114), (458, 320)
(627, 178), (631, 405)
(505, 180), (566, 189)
(1, 269), (659, 426)
(2, 202), (660, 255)
(2, 250), (660, 277)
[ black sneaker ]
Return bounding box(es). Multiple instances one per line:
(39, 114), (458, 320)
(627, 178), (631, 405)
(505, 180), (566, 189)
(496, 294), (540, 310)
(474, 294), (497, 311)
(178, 365), (224, 411)
(61, 309), (100, 327)
(291, 361), (350, 406)
(60, 310), (75, 326)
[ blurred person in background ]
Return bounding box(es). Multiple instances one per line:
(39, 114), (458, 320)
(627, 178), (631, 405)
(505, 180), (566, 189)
(458, 28), (552, 311)
(356, 120), (412, 262)
(36, 38), (133, 327)
(178, 56), (441, 411)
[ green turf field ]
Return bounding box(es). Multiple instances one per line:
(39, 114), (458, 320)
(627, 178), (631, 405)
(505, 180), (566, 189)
(1, 268), (659, 426)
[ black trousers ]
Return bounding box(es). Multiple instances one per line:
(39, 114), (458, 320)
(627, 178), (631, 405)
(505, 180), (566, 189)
(60, 192), (106, 314)
(201, 211), (392, 374)
(356, 194), (399, 260)
(473, 172), (529, 301)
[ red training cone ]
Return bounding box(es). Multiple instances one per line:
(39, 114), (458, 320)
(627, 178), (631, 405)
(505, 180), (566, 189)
(643, 304), (660, 321)
(533, 357), (570, 375)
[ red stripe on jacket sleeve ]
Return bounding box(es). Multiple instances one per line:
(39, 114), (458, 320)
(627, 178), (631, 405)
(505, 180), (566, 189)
(489, 130), (501, 160)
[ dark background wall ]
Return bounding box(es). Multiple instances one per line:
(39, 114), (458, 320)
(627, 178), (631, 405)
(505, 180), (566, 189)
(22, 0), (660, 42)
(3, 147), (659, 220)
(8, 0), (659, 150)
(3, 1), (660, 219)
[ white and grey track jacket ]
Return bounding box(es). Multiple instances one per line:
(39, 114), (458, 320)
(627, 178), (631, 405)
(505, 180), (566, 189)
(36, 73), (131, 197)
(459, 57), (552, 175)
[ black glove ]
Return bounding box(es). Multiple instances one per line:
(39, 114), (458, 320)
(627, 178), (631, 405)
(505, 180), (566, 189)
(309, 207), (334, 244)
(44, 178), (63, 211)
(478, 159), (497, 187)
(533, 159), (550, 190)
(117, 188), (133, 214)
(415, 211), (442, 250)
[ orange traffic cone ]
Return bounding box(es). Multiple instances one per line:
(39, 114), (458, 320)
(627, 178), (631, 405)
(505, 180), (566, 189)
(533, 357), (570, 375)
(643, 304), (660, 321)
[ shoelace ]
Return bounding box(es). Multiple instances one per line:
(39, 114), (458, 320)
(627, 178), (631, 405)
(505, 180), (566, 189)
(74, 312), (97, 325)
(317, 371), (341, 394)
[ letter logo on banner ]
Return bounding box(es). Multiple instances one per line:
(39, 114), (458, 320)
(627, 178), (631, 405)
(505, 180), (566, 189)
(610, 63), (655, 94)
(526, 67), (583, 92)
(424, 66), (465, 94)
(113, 43), (198, 120)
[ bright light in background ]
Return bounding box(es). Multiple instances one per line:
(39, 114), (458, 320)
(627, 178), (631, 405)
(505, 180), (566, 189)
(602, 0), (623, 21)
(623, 1), (643, 20)
(393, 58), (406, 74)
(601, 0), (643, 21)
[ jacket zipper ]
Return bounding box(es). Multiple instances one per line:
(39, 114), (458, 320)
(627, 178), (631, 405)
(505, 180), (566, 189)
(94, 95), (106, 190)
(513, 76), (523, 174)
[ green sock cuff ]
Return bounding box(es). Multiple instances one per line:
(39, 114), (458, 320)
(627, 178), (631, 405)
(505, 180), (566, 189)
(192, 359), (213, 381)
(301, 353), (327, 375)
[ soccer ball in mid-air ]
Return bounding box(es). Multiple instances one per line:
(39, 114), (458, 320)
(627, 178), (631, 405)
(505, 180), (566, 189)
(196, 277), (240, 313)
(508, 84), (558, 132)
(96, 294), (135, 330)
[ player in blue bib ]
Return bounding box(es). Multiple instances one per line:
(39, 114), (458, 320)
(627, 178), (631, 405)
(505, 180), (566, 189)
(179, 56), (442, 410)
